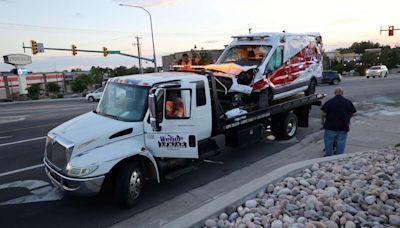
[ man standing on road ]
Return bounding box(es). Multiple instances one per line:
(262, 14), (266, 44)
(321, 87), (357, 156)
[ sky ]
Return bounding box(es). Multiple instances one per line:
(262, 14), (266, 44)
(0, 0), (399, 72)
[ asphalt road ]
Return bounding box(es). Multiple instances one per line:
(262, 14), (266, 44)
(0, 74), (399, 228)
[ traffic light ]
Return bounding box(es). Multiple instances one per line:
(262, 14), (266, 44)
(103, 47), (108, 57)
(72, 44), (77, 56)
(31, 40), (38, 55)
(389, 26), (394, 36)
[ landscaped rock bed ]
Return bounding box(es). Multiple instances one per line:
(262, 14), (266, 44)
(204, 148), (400, 228)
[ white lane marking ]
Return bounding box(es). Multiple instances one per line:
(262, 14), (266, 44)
(0, 116), (26, 124)
(0, 136), (12, 140)
(0, 164), (44, 178)
(0, 136), (46, 147)
(0, 180), (63, 205)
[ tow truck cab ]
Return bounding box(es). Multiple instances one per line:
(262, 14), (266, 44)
(44, 72), (216, 205)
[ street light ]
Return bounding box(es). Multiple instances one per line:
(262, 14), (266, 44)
(119, 3), (157, 72)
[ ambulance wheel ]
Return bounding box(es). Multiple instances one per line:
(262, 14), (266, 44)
(271, 112), (298, 140)
(115, 160), (143, 208)
(305, 79), (316, 96)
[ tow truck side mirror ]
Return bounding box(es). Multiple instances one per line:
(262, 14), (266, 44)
(148, 93), (161, 131)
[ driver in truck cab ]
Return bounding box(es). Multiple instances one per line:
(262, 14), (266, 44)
(165, 91), (185, 118)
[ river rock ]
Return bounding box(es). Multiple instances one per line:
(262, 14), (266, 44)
(271, 219), (283, 228)
(205, 219), (217, 227)
(324, 221), (338, 228)
(365, 195), (376, 205)
(389, 215), (400, 226)
(246, 200), (258, 209)
(344, 221), (356, 228)
(219, 212), (228, 220)
(264, 198), (275, 208)
(229, 212), (239, 221)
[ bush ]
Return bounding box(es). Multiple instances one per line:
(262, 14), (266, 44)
(57, 94), (64, 98)
(46, 82), (60, 93)
(71, 79), (87, 92)
(27, 83), (41, 99)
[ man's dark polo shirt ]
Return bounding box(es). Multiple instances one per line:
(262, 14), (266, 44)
(321, 95), (357, 132)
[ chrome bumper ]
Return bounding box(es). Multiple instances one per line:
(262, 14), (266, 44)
(44, 159), (105, 196)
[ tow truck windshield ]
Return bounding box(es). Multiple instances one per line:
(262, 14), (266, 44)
(218, 45), (271, 66)
(96, 82), (149, 122)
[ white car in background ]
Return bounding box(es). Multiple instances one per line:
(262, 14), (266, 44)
(85, 87), (104, 102)
(366, 65), (388, 78)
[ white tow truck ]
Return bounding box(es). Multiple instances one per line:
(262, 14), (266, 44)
(44, 70), (325, 208)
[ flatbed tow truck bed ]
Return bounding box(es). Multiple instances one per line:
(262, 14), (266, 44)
(222, 93), (326, 130)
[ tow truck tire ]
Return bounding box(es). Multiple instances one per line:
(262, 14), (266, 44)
(304, 79), (316, 96)
(115, 160), (143, 208)
(271, 112), (298, 140)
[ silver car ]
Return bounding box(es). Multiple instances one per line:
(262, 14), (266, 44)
(85, 87), (104, 102)
(366, 65), (388, 78)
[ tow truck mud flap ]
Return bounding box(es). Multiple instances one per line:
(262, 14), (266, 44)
(225, 124), (263, 148)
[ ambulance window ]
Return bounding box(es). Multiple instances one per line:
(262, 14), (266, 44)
(266, 46), (283, 73)
(165, 89), (191, 119)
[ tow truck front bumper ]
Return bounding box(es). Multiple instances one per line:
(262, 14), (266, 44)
(44, 159), (105, 196)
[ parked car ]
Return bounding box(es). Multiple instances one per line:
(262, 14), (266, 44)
(366, 65), (388, 78)
(321, 70), (341, 85)
(85, 87), (104, 102)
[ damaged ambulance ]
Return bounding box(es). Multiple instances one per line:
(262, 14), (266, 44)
(203, 32), (323, 110)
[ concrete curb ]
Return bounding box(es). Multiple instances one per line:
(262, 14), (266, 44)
(0, 97), (85, 105)
(162, 151), (368, 228)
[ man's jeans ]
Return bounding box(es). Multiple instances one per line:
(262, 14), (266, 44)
(324, 130), (348, 156)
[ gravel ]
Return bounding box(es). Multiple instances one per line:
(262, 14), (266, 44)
(203, 148), (400, 227)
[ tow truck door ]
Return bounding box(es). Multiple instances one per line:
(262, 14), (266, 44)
(144, 85), (200, 159)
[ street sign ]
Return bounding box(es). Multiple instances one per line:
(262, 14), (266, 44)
(37, 43), (45, 53)
(3, 54), (32, 65)
(17, 68), (28, 75)
(108, 50), (121, 54)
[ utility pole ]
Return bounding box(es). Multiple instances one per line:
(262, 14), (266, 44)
(133, 36), (143, 74)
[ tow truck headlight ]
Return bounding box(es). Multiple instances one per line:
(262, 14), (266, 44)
(66, 163), (98, 177)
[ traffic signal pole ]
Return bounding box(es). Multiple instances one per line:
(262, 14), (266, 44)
(22, 43), (154, 62)
(380, 25), (399, 36)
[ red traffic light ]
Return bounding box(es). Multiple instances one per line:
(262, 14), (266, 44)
(389, 25), (394, 36)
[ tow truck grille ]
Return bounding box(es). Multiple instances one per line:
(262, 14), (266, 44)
(45, 139), (72, 172)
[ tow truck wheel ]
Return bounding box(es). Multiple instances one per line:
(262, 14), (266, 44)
(271, 112), (298, 140)
(115, 160), (143, 208)
(304, 79), (316, 96)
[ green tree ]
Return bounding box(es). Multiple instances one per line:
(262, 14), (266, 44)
(322, 53), (330, 69)
(361, 52), (379, 67)
(71, 79), (87, 92)
(338, 41), (380, 54)
(46, 82), (60, 93)
(27, 83), (41, 99)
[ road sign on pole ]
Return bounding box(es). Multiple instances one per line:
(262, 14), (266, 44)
(37, 43), (45, 53)
(108, 50), (121, 54)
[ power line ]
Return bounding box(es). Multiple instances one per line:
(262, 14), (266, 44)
(0, 22), (132, 34)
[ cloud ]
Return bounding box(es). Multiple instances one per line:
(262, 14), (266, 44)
(75, 12), (82, 17)
(203, 40), (219, 44)
(114, 0), (177, 7)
